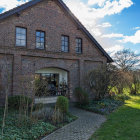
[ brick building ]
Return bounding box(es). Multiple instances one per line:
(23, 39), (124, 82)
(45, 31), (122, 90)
(0, 0), (113, 104)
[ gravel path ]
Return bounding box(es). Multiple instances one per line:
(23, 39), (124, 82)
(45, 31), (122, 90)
(42, 107), (106, 140)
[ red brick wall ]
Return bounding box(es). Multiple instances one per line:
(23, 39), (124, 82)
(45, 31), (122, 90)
(0, 54), (13, 100)
(0, 0), (107, 102)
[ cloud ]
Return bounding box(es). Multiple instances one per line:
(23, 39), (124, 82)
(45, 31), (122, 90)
(132, 27), (140, 30)
(91, 28), (102, 36)
(97, 22), (112, 28)
(64, 0), (133, 39)
(105, 45), (124, 56)
(121, 30), (140, 44)
(103, 30), (140, 45)
(102, 33), (124, 38)
(0, 0), (30, 12)
(87, 0), (133, 19)
(88, 0), (106, 7)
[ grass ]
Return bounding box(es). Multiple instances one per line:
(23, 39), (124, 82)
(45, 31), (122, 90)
(90, 95), (140, 140)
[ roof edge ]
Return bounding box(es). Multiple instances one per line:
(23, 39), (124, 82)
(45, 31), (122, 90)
(58, 0), (113, 63)
(0, 0), (113, 62)
(0, 0), (43, 20)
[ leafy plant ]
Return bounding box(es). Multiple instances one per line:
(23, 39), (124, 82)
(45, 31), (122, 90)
(74, 87), (89, 105)
(56, 96), (69, 114)
(35, 77), (48, 97)
(8, 95), (32, 109)
(0, 109), (56, 140)
(113, 94), (130, 102)
(129, 71), (140, 95)
(79, 98), (123, 115)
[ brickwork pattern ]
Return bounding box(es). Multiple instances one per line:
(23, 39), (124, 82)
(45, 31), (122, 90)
(0, 0), (107, 103)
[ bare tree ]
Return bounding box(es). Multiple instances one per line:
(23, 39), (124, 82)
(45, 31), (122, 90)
(87, 65), (117, 99)
(114, 49), (140, 71)
(1, 53), (11, 137)
(129, 70), (140, 95)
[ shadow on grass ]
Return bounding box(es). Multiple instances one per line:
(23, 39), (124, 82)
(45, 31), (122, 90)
(90, 95), (140, 140)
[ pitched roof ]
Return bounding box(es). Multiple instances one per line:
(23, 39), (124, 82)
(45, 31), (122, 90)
(0, 0), (113, 62)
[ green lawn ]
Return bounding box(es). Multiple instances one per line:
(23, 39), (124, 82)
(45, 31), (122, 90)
(90, 95), (140, 140)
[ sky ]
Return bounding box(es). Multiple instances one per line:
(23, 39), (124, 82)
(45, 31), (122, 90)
(0, 0), (140, 56)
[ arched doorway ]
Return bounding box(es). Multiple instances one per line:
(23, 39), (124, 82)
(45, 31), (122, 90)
(35, 67), (69, 98)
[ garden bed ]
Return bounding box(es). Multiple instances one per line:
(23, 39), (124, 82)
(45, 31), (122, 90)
(0, 107), (77, 140)
(77, 98), (124, 115)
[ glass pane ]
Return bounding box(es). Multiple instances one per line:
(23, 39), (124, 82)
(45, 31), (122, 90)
(16, 27), (21, 34)
(21, 28), (26, 34)
(41, 38), (44, 42)
(76, 47), (78, 52)
(16, 39), (21, 46)
(61, 36), (65, 41)
(65, 37), (68, 41)
(65, 41), (68, 46)
(16, 34), (21, 39)
(36, 37), (40, 42)
(20, 40), (26, 46)
(76, 43), (79, 48)
(62, 41), (65, 46)
(20, 35), (26, 40)
(40, 43), (44, 48)
(76, 39), (79, 43)
(62, 46), (65, 51)
(36, 42), (40, 48)
(36, 31), (40, 37)
(41, 32), (45, 37)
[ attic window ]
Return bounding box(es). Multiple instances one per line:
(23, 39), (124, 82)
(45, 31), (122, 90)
(16, 27), (26, 47)
(61, 35), (69, 52)
(36, 31), (45, 50)
(76, 38), (82, 54)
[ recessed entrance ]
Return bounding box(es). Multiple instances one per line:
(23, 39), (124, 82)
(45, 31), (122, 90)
(35, 67), (68, 97)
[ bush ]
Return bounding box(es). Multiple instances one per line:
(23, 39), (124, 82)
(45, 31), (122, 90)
(8, 95), (32, 109)
(35, 78), (48, 97)
(79, 98), (123, 115)
(74, 87), (89, 105)
(56, 96), (69, 114)
(114, 94), (130, 102)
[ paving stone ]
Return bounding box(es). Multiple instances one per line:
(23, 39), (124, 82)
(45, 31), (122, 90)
(42, 107), (106, 140)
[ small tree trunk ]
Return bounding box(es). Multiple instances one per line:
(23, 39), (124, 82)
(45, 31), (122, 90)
(1, 89), (8, 137)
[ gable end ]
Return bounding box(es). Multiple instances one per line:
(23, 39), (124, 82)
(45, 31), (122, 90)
(0, 0), (113, 63)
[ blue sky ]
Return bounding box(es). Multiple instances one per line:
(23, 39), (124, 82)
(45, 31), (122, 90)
(101, 0), (140, 53)
(0, 0), (140, 55)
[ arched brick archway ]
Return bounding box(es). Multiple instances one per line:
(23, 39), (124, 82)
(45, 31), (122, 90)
(21, 56), (80, 100)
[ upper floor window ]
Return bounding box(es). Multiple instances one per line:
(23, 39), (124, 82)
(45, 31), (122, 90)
(36, 31), (45, 49)
(76, 38), (82, 54)
(16, 27), (26, 47)
(61, 35), (69, 52)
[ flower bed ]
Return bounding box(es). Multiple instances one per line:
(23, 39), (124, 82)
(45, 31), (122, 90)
(0, 107), (77, 140)
(77, 98), (123, 115)
(0, 108), (55, 140)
